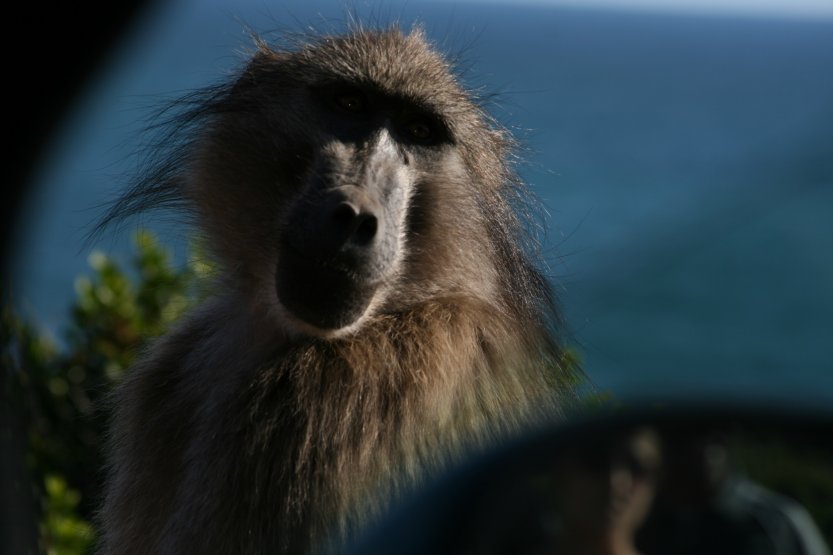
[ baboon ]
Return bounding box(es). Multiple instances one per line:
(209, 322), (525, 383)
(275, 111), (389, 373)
(99, 25), (575, 555)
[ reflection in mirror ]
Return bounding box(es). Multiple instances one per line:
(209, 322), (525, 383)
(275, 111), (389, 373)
(641, 424), (831, 555)
(345, 407), (832, 555)
(547, 427), (661, 555)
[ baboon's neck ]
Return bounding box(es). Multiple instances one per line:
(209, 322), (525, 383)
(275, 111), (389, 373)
(230, 296), (558, 551)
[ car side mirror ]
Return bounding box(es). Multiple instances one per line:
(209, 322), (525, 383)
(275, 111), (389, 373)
(343, 401), (833, 555)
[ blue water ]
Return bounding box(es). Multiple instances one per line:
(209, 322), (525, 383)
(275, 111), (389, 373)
(11, 0), (833, 402)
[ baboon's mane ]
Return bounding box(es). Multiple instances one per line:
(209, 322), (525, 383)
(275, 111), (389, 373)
(98, 24), (578, 555)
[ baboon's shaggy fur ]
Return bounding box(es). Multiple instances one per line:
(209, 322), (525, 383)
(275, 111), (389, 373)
(99, 26), (574, 554)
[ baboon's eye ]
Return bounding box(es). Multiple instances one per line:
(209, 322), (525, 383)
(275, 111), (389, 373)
(405, 121), (433, 141)
(333, 90), (366, 113)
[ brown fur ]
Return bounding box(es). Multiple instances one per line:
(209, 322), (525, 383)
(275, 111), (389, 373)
(99, 25), (574, 555)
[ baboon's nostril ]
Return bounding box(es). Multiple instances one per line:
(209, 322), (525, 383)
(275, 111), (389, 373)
(332, 202), (359, 230)
(354, 214), (378, 245)
(329, 201), (378, 246)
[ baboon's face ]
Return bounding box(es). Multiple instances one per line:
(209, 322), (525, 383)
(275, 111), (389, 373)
(279, 81), (463, 332)
(192, 31), (502, 337)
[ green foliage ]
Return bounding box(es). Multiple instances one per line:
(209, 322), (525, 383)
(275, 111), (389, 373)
(40, 475), (94, 555)
(4, 231), (201, 553)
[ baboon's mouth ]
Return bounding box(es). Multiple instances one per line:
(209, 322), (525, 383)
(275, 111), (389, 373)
(276, 246), (379, 331)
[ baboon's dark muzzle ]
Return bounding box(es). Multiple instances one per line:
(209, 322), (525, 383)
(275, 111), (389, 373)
(303, 186), (383, 259)
(276, 246), (378, 330)
(276, 132), (408, 331)
(277, 186), (389, 330)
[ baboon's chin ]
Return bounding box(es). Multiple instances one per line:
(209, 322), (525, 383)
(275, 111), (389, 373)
(275, 253), (379, 334)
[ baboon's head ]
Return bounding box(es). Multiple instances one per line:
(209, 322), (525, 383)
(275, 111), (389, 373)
(175, 27), (526, 337)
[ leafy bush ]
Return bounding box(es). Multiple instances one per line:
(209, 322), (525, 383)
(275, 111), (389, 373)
(3, 231), (202, 554)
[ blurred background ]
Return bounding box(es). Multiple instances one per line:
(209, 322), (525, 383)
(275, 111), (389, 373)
(10, 0), (833, 399)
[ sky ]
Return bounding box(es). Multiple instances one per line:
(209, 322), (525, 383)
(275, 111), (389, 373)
(461, 0), (833, 20)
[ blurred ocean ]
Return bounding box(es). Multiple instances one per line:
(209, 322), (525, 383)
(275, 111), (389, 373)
(10, 1), (833, 401)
